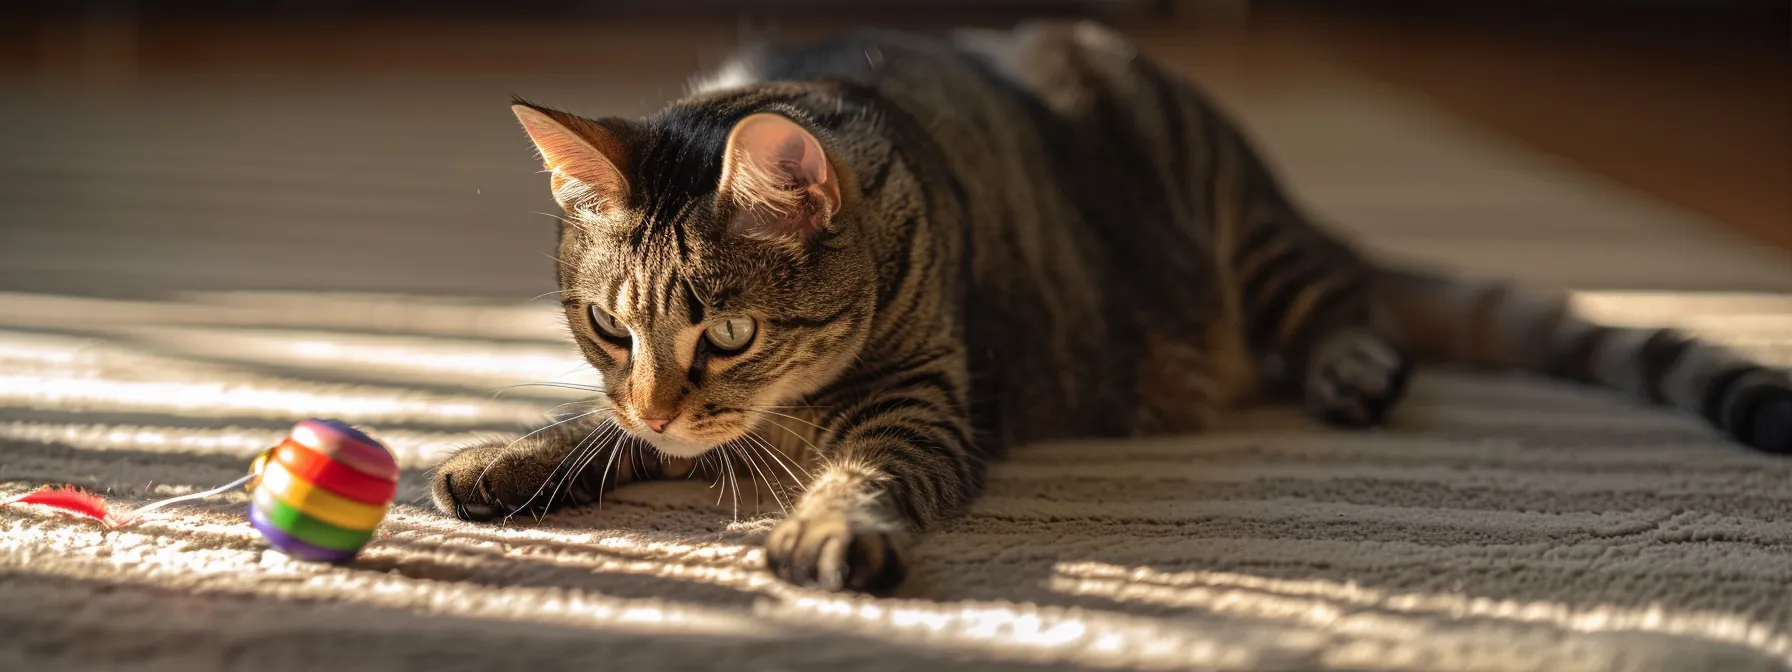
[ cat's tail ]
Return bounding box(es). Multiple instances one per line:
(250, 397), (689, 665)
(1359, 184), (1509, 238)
(1373, 266), (1792, 454)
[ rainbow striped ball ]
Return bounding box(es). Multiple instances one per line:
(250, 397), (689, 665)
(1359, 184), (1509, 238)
(248, 419), (398, 563)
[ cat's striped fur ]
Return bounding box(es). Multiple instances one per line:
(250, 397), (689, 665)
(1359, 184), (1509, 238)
(431, 21), (1792, 593)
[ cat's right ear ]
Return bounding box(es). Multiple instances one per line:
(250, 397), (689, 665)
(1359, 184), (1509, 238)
(512, 103), (630, 212)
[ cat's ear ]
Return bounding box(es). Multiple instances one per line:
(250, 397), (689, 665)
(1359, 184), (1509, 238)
(512, 103), (630, 212)
(718, 113), (841, 242)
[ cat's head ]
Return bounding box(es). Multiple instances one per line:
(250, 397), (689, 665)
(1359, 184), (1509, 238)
(512, 100), (875, 458)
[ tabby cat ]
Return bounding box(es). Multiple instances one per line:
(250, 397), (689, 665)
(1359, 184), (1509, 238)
(431, 21), (1792, 593)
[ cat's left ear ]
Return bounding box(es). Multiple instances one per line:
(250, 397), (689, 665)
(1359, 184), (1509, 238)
(718, 113), (842, 242)
(512, 103), (631, 213)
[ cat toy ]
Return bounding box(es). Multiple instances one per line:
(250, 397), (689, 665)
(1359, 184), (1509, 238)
(1, 418), (399, 563)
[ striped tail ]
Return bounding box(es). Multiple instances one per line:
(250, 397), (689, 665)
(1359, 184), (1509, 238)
(1374, 267), (1792, 454)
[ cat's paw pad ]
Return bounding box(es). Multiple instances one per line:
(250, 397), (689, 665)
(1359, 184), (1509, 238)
(764, 513), (907, 594)
(1305, 329), (1412, 428)
(429, 439), (555, 521)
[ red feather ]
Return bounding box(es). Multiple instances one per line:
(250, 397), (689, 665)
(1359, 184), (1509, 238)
(0, 485), (124, 527)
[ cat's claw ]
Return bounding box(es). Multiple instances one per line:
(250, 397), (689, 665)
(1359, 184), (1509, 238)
(1305, 328), (1413, 428)
(765, 513), (907, 594)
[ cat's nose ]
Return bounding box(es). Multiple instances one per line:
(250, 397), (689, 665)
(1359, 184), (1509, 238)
(642, 413), (678, 433)
(638, 396), (681, 433)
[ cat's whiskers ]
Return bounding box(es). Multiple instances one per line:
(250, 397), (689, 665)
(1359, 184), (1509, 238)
(539, 419), (626, 522)
(531, 210), (591, 233)
(726, 446), (743, 521)
(507, 416), (613, 525)
(523, 288), (566, 303)
(733, 439), (771, 513)
(744, 407), (830, 434)
(712, 444), (732, 507)
(471, 408), (604, 512)
(592, 438), (633, 511)
(496, 381), (606, 394)
(746, 428), (812, 485)
(740, 409), (826, 462)
(541, 396), (607, 417)
(708, 448), (729, 492)
(540, 252), (577, 270)
(519, 426), (603, 524)
(734, 436), (791, 513)
(571, 422), (634, 511)
(717, 445), (736, 518)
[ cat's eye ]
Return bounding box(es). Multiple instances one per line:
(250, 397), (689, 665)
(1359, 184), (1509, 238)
(704, 316), (756, 352)
(587, 305), (630, 342)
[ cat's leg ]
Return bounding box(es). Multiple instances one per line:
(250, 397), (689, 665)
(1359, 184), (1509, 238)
(763, 350), (983, 593)
(430, 409), (670, 521)
(1232, 214), (1412, 427)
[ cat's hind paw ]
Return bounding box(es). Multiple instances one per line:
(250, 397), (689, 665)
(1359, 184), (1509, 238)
(1304, 328), (1413, 428)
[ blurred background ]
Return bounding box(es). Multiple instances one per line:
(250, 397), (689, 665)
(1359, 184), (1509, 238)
(0, 0), (1786, 301)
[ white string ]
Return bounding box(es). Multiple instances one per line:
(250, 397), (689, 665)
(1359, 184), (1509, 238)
(119, 473), (255, 524)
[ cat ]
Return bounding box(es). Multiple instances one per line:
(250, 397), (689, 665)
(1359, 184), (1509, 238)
(431, 21), (1792, 593)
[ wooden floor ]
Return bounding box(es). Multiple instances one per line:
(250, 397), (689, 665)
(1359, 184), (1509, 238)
(1277, 11), (1791, 252)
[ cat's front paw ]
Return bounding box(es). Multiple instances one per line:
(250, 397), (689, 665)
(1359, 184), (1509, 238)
(765, 513), (908, 594)
(1305, 328), (1412, 427)
(430, 438), (561, 521)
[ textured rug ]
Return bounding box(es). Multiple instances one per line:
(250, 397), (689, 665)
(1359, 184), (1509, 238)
(3, 58), (1792, 671)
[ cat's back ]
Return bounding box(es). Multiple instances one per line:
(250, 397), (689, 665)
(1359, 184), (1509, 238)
(697, 22), (1133, 118)
(694, 24), (1226, 443)
(693, 28), (1017, 122)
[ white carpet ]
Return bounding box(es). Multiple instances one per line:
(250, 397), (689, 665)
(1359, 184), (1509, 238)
(3, 61), (1792, 671)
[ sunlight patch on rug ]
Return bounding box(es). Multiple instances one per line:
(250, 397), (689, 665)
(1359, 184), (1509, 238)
(1052, 562), (1792, 666)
